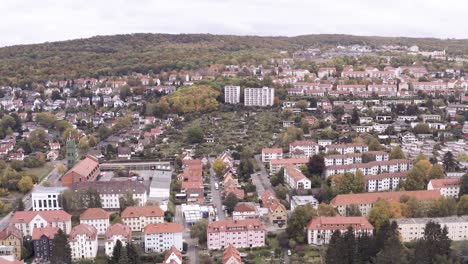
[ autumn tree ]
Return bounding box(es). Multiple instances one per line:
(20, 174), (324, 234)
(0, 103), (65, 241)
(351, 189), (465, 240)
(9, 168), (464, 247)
(457, 195), (468, 215)
(428, 163), (445, 180)
(389, 146), (405, 160)
(186, 124), (204, 144)
(331, 171), (366, 194)
(18, 176), (34, 193)
(368, 198), (401, 231)
(212, 158), (226, 177)
(318, 203), (337, 216)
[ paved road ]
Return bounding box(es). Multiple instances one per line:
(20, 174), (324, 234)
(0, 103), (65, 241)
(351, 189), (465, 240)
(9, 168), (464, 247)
(208, 158), (224, 220)
(252, 154), (274, 197)
(175, 205), (198, 264)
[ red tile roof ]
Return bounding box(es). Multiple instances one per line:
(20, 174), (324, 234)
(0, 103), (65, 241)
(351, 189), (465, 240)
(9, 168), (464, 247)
(429, 178), (460, 189)
(10, 210), (71, 224)
(307, 216), (373, 231)
(32, 227), (60, 240)
(208, 219), (265, 234)
(80, 208), (110, 220)
(105, 223), (132, 242)
(223, 244), (241, 264)
(165, 246), (183, 263)
(144, 223), (183, 234)
(367, 171), (408, 181)
(0, 226), (22, 241)
(290, 140), (318, 147)
(234, 203), (256, 213)
(69, 224), (97, 241)
(121, 206), (164, 219)
(66, 155), (99, 177)
(331, 190), (441, 206)
(270, 158), (309, 165)
(285, 165), (307, 182)
(262, 148), (283, 154)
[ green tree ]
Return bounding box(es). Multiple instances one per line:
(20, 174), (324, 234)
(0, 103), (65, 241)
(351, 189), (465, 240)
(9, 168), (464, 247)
(413, 221), (452, 263)
(119, 192), (136, 212)
(459, 173), (468, 197)
(325, 230), (344, 264)
(428, 163), (445, 180)
(443, 151), (458, 172)
(36, 112), (57, 128)
(186, 124), (204, 144)
(373, 233), (404, 264)
(190, 219), (208, 244)
(413, 123), (431, 134)
(318, 203), (337, 216)
(307, 155), (325, 176)
(126, 243), (141, 264)
(212, 158), (226, 177)
(367, 137), (383, 151)
(15, 197), (25, 211)
(118, 246), (129, 264)
(286, 204), (317, 243)
(87, 187), (102, 208)
(78, 137), (90, 155)
(110, 240), (123, 264)
(51, 229), (72, 264)
(389, 146), (406, 160)
(18, 176), (34, 193)
(331, 171), (366, 194)
(427, 197), (457, 217)
(457, 195), (468, 216)
(402, 166), (426, 190)
(223, 192), (238, 215)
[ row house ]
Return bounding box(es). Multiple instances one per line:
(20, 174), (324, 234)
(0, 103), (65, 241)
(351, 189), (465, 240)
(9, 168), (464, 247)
(72, 181), (147, 210)
(69, 224), (98, 261)
(307, 216), (373, 245)
(331, 190), (440, 216)
(325, 159), (412, 178)
(393, 216), (468, 242)
(325, 143), (368, 154)
(289, 140), (319, 158)
(122, 206), (165, 232)
(10, 210), (72, 237)
(262, 148), (283, 163)
(336, 85), (366, 93)
(144, 223), (183, 253)
(284, 165), (311, 190)
(366, 171), (408, 192)
(427, 178), (460, 198)
(412, 82), (448, 91)
(207, 219), (266, 250)
(269, 158), (309, 174)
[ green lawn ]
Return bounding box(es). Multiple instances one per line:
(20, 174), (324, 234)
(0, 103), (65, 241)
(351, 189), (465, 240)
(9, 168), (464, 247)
(22, 164), (54, 182)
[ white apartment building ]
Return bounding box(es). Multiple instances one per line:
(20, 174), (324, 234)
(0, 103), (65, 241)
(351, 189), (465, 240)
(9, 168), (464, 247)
(427, 178), (460, 198)
(325, 143), (368, 154)
(261, 148), (283, 163)
(73, 181), (147, 210)
(289, 140), (319, 158)
(10, 210), (72, 237)
(31, 186), (67, 211)
(224, 86), (241, 104)
(269, 158), (309, 174)
(207, 219), (266, 250)
(367, 172), (407, 192)
(393, 216), (468, 242)
(325, 159), (412, 178)
(104, 223), (132, 256)
(324, 153), (362, 166)
(79, 208), (110, 235)
(284, 166), (311, 190)
(244, 87), (274, 106)
(69, 224), (98, 261)
(122, 206), (165, 232)
(144, 223), (183, 253)
(307, 216), (373, 245)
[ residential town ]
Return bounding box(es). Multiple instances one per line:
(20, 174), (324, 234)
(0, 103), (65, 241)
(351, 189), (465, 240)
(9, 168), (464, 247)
(1, 41), (468, 264)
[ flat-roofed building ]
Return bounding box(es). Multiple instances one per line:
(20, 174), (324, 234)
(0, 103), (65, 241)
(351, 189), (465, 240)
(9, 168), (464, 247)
(224, 86), (241, 104)
(244, 87), (274, 106)
(393, 216), (468, 242)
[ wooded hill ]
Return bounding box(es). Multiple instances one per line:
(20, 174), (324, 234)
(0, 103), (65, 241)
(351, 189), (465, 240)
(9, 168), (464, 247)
(1, 33), (468, 86)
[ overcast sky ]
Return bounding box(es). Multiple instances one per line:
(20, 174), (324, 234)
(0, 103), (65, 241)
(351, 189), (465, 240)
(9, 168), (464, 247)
(1, 0), (467, 47)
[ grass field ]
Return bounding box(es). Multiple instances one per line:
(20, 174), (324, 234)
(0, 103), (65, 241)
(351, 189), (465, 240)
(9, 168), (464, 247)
(22, 164), (54, 182)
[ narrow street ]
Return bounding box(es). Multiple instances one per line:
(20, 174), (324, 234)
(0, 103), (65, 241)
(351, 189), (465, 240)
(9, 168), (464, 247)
(252, 154), (274, 197)
(175, 205), (198, 264)
(208, 157), (225, 220)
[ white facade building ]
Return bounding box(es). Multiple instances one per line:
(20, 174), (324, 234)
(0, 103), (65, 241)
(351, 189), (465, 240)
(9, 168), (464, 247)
(393, 216), (468, 242)
(284, 166), (311, 190)
(122, 206), (165, 232)
(10, 210), (72, 237)
(104, 224), (132, 256)
(290, 196), (319, 211)
(307, 217), (373, 245)
(261, 148), (283, 163)
(80, 208), (110, 235)
(69, 224), (98, 261)
(31, 186), (67, 211)
(144, 223), (183, 253)
(244, 87), (274, 106)
(427, 178), (460, 198)
(224, 86), (241, 104)
(289, 140), (319, 158)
